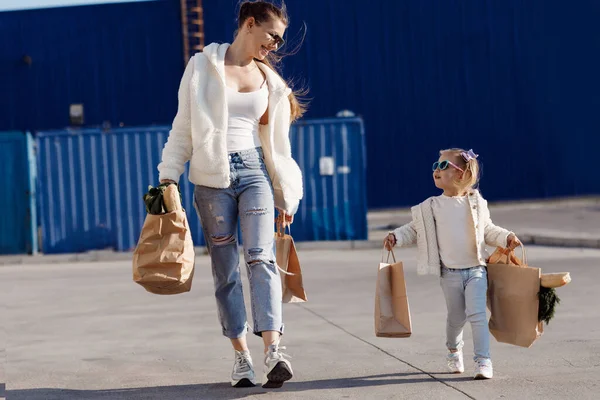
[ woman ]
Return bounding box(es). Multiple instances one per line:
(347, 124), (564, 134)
(157, 0), (305, 390)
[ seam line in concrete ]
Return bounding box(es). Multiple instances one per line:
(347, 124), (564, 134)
(297, 304), (477, 400)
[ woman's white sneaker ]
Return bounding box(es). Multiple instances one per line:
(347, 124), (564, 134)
(263, 343), (293, 388)
(231, 350), (256, 387)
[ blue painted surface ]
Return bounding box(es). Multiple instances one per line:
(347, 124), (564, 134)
(4, 0), (599, 209)
(203, 0), (600, 206)
(0, 0), (183, 132)
(0, 131), (37, 254)
(35, 118), (367, 253)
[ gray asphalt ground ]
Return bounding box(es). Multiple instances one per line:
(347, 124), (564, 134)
(2, 244), (598, 400)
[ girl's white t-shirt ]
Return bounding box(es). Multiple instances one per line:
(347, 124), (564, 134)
(432, 194), (480, 269)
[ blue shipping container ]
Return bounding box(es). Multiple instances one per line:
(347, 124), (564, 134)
(36, 127), (205, 254)
(36, 118), (367, 254)
(0, 131), (38, 254)
(291, 118), (367, 242)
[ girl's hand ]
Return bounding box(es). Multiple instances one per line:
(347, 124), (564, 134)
(276, 208), (294, 227)
(384, 232), (397, 251)
(507, 233), (522, 251)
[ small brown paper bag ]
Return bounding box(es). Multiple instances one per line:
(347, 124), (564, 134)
(487, 246), (543, 347)
(275, 222), (307, 303)
(375, 249), (412, 338)
(132, 194), (195, 295)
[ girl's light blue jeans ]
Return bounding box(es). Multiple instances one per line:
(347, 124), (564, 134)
(440, 266), (490, 361)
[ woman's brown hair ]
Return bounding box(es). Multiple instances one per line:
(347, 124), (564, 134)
(237, 1), (308, 122)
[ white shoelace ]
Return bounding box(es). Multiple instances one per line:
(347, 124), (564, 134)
(266, 345), (292, 362)
(235, 352), (252, 373)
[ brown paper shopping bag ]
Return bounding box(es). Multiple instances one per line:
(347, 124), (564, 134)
(275, 222), (307, 303)
(375, 249), (412, 338)
(132, 185), (195, 295)
(487, 246), (543, 347)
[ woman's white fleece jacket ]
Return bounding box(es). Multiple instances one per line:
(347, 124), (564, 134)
(393, 190), (513, 276)
(158, 43), (303, 215)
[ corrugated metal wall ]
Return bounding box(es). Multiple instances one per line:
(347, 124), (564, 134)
(0, 0), (183, 132)
(4, 0), (598, 211)
(36, 118), (367, 254)
(203, 0), (600, 207)
(291, 118), (367, 241)
(36, 127), (205, 254)
(0, 132), (37, 255)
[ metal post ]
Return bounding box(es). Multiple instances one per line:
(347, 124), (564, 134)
(180, 0), (190, 65)
(180, 0), (205, 65)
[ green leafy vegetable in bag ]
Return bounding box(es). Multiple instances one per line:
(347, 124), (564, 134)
(143, 183), (179, 215)
(538, 286), (560, 324)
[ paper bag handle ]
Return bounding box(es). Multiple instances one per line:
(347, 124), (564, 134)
(492, 243), (527, 266)
(507, 243), (527, 266)
(276, 219), (291, 237)
(381, 247), (397, 263)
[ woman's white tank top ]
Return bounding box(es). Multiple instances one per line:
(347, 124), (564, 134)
(225, 82), (269, 153)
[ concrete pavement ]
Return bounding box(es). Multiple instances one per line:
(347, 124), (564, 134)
(2, 197), (600, 268)
(2, 245), (599, 399)
(368, 196), (600, 249)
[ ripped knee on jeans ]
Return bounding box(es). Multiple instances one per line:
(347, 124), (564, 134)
(245, 207), (268, 216)
(210, 234), (236, 247)
(246, 248), (273, 264)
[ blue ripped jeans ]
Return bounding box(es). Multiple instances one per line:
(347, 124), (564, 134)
(193, 147), (283, 339)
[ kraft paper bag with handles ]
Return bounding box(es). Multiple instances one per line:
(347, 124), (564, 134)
(486, 245), (543, 347)
(132, 184), (195, 295)
(275, 220), (307, 303)
(375, 248), (412, 338)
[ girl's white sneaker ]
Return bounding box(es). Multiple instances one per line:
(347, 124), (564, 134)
(447, 350), (465, 373)
(474, 358), (493, 380)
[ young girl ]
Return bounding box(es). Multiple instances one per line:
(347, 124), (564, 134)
(384, 148), (521, 380)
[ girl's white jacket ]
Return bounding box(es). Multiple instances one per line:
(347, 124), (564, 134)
(393, 190), (512, 276)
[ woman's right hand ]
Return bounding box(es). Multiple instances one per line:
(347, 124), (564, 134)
(384, 232), (397, 251)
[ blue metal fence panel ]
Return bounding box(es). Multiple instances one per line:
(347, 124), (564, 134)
(36, 118), (367, 253)
(0, 131), (37, 254)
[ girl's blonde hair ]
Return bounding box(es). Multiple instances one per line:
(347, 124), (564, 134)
(439, 148), (480, 191)
(236, 0), (308, 122)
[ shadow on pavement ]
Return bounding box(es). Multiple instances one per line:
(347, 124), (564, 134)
(6, 372), (475, 399)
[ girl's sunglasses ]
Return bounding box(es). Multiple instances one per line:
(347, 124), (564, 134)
(432, 160), (464, 173)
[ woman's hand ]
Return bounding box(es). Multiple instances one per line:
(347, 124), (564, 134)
(384, 232), (397, 251)
(276, 208), (294, 228)
(506, 233), (522, 251)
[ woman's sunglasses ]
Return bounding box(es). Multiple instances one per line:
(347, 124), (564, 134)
(268, 32), (285, 49)
(432, 160), (464, 173)
(256, 21), (285, 50)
